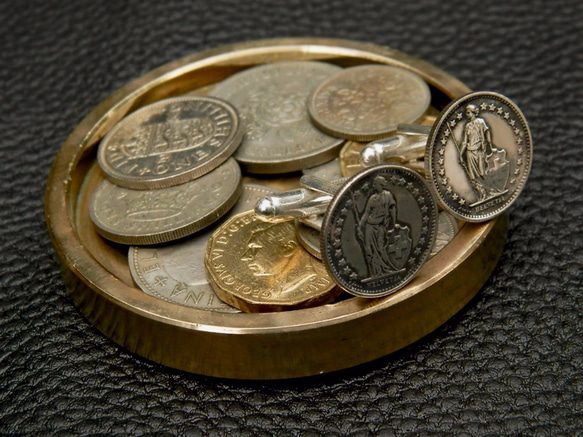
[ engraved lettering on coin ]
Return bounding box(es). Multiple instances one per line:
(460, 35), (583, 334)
(89, 158), (242, 245)
(128, 184), (276, 312)
(425, 91), (532, 221)
(210, 61), (344, 173)
(322, 164), (438, 297)
(308, 65), (431, 141)
(98, 96), (243, 189)
(205, 211), (339, 312)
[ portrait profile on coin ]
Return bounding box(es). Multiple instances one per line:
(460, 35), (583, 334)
(425, 91), (532, 222)
(241, 221), (319, 296)
(205, 211), (338, 312)
(321, 164), (438, 298)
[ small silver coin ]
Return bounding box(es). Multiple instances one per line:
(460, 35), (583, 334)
(429, 211), (459, 258)
(210, 61), (345, 174)
(97, 95), (243, 189)
(302, 158), (344, 181)
(294, 219), (322, 260)
(128, 184), (276, 312)
(321, 164), (438, 298)
(425, 91), (532, 222)
(90, 158), (242, 245)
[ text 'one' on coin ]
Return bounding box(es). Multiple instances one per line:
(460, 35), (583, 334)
(97, 95), (243, 189)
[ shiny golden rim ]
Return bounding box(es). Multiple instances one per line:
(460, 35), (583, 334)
(45, 38), (507, 379)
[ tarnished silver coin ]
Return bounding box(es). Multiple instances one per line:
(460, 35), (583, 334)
(302, 158), (343, 181)
(128, 184), (276, 312)
(89, 158), (242, 245)
(429, 211), (459, 258)
(321, 164), (438, 297)
(97, 95), (243, 189)
(308, 64), (431, 141)
(425, 91), (532, 222)
(294, 219), (322, 260)
(210, 61), (345, 174)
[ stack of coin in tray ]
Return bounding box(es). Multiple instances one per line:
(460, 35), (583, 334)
(90, 60), (532, 313)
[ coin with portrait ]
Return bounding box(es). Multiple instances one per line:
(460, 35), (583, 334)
(128, 184), (276, 312)
(205, 211), (340, 312)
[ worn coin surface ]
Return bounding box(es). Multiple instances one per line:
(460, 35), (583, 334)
(321, 164), (438, 297)
(302, 157), (343, 181)
(90, 158), (242, 245)
(294, 219), (322, 260)
(429, 211), (459, 258)
(205, 210), (340, 312)
(308, 64), (431, 141)
(128, 184), (276, 312)
(97, 95), (243, 189)
(210, 61), (345, 173)
(425, 91), (532, 222)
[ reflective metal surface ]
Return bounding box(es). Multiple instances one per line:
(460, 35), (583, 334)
(45, 38), (506, 379)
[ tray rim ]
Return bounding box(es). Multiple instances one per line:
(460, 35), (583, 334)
(45, 37), (507, 379)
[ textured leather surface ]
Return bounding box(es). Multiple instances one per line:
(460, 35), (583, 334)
(1, 0), (582, 434)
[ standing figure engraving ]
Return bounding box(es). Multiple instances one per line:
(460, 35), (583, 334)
(356, 176), (412, 280)
(457, 104), (509, 202)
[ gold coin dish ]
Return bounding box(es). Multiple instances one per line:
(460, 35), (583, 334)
(45, 38), (507, 380)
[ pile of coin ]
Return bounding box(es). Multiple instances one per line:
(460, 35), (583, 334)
(90, 60), (532, 313)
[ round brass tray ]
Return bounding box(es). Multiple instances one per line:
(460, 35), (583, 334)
(45, 38), (508, 379)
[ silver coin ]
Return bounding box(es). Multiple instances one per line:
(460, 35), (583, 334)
(90, 158), (242, 245)
(429, 211), (459, 258)
(294, 219), (322, 260)
(210, 61), (345, 174)
(425, 91), (532, 222)
(321, 164), (438, 298)
(308, 64), (431, 141)
(97, 95), (243, 189)
(128, 184), (276, 312)
(302, 158), (344, 181)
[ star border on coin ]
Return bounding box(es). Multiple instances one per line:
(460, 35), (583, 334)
(425, 91), (532, 222)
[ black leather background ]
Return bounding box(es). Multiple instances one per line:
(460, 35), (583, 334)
(1, 0), (582, 434)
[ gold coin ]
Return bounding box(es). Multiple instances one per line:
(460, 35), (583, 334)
(308, 64), (431, 141)
(339, 140), (367, 176)
(205, 211), (340, 312)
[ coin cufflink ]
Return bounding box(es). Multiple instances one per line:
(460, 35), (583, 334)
(425, 91), (532, 222)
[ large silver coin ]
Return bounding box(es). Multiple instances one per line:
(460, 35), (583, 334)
(425, 91), (532, 222)
(308, 64), (431, 141)
(97, 96), (243, 189)
(90, 158), (242, 245)
(128, 184), (276, 312)
(321, 164), (438, 297)
(210, 61), (345, 174)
